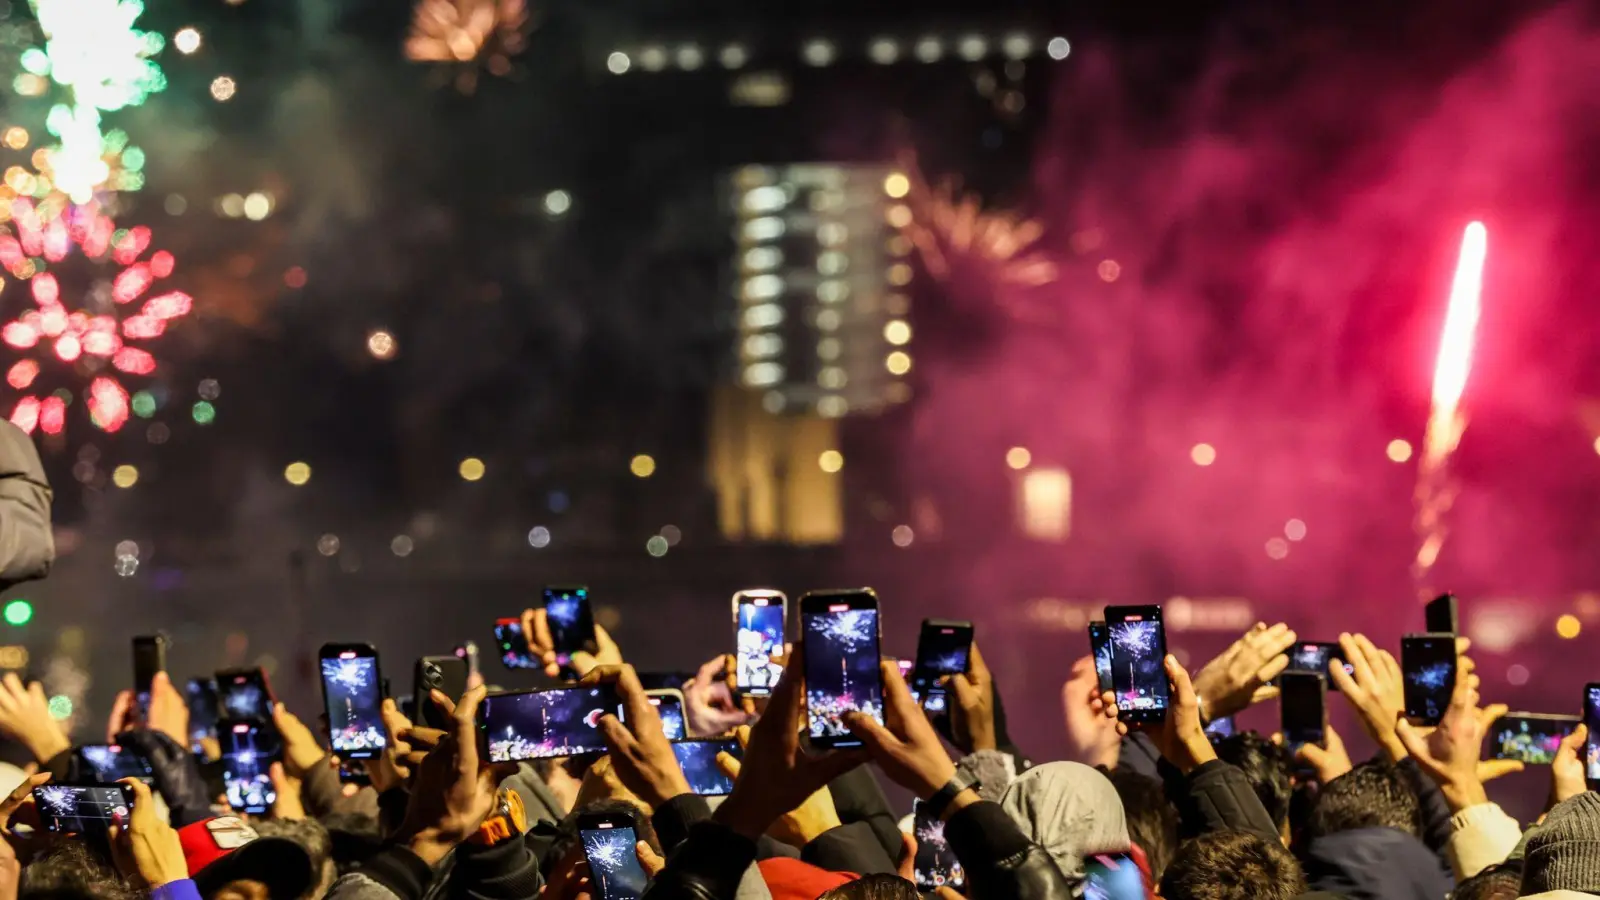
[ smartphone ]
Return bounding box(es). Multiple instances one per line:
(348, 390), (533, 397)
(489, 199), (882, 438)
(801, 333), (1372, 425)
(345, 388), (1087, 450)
(733, 589), (786, 697)
(670, 738), (741, 796)
(318, 644), (388, 760)
(454, 641), (480, 682)
(76, 744), (153, 783)
(1401, 633), (1456, 726)
(1204, 716), (1236, 742)
(636, 672), (694, 692)
(1284, 642), (1349, 692)
(1088, 621), (1114, 692)
(33, 784), (133, 834)
(493, 618), (541, 670)
(220, 719), (281, 815)
(543, 585), (596, 670)
(578, 811), (650, 900)
(1104, 605), (1169, 725)
(1279, 672), (1326, 750)
(215, 668), (273, 722)
(1083, 852), (1147, 900)
(912, 619), (973, 717)
(912, 799), (966, 890)
(477, 686), (623, 762)
(185, 677), (219, 745)
(413, 655), (469, 730)
(1584, 683), (1600, 788)
(132, 635), (165, 721)
(1491, 713), (1578, 765)
(645, 689), (686, 740)
(800, 589), (884, 749)
(1425, 593), (1458, 634)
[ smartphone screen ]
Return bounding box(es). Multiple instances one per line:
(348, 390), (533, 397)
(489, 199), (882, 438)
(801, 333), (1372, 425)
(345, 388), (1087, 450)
(647, 692), (685, 740)
(1104, 605), (1169, 725)
(1204, 715), (1236, 742)
(132, 636), (164, 719)
(1491, 714), (1577, 764)
(221, 720), (281, 815)
(478, 686), (622, 761)
(185, 678), (219, 744)
(1425, 593), (1458, 634)
(733, 591), (785, 697)
(1584, 684), (1600, 786)
(543, 586), (595, 666)
(319, 645), (388, 759)
(578, 816), (650, 900)
(1284, 642), (1351, 693)
(77, 745), (153, 783)
(1280, 672), (1326, 748)
(34, 785), (132, 834)
(494, 618), (541, 670)
(801, 590), (884, 748)
(912, 799), (966, 890)
(671, 738), (741, 796)
(216, 668), (272, 721)
(1401, 633), (1456, 726)
(1083, 852), (1147, 900)
(1088, 622), (1114, 692)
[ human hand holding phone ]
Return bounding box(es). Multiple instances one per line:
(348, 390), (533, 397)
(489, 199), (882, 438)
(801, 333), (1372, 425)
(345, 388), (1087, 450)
(271, 703), (328, 777)
(715, 724), (840, 847)
(1191, 622), (1297, 720)
(400, 684), (515, 865)
(1062, 656), (1121, 769)
(684, 654), (754, 737)
(518, 607), (621, 680)
(1551, 723), (1589, 806)
(1330, 633), (1407, 763)
(108, 778), (187, 889)
(1393, 659), (1509, 811)
(580, 663), (692, 807)
(1101, 654), (1216, 775)
(944, 641), (995, 753)
(842, 655), (959, 802)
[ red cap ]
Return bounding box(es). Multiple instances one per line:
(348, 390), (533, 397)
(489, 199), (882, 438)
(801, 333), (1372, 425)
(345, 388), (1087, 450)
(176, 817), (314, 900)
(756, 858), (856, 900)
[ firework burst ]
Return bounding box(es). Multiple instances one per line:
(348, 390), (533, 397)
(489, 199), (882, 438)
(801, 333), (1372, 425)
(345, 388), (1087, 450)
(404, 0), (532, 93)
(812, 610), (876, 652)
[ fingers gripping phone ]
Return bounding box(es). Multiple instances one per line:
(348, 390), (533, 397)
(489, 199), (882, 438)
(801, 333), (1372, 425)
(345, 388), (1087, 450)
(1103, 605), (1169, 725)
(732, 589), (785, 697)
(578, 811), (651, 900)
(34, 784), (134, 834)
(318, 644), (389, 760)
(221, 719), (281, 815)
(76, 744), (154, 783)
(215, 668), (274, 722)
(1491, 713), (1577, 765)
(1584, 684), (1600, 789)
(1087, 621), (1114, 692)
(1401, 633), (1456, 726)
(413, 655), (468, 730)
(913, 619), (973, 716)
(544, 585), (596, 673)
(670, 737), (741, 796)
(800, 589), (884, 749)
(1279, 672), (1326, 751)
(477, 686), (623, 761)
(912, 799), (966, 890)
(132, 635), (165, 721)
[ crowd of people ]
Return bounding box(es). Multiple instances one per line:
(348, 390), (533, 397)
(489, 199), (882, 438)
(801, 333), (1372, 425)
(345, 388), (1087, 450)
(0, 605), (1585, 900)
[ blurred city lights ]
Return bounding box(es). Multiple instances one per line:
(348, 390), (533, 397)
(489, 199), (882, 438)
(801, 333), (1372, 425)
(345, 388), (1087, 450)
(1557, 614), (1582, 639)
(210, 76), (236, 101)
(458, 457), (485, 481)
(630, 454), (656, 478)
(646, 534), (669, 557)
(284, 267), (308, 288)
(284, 462), (311, 486)
(3, 599), (32, 626)
(1388, 438), (1414, 463)
(1265, 537), (1290, 560)
(111, 464), (137, 488)
(883, 320), (911, 345)
(542, 190), (571, 216)
(173, 27), (201, 54)
(818, 449), (843, 473)
(390, 535), (414, 557)
(1505, 664), (1529, 686)
(317, 534), (340, 556)
(243, 192), (272, 221)
(404, 0), (530, 92)
(198, 378), (220, 400)
(2, 128), (26, 150)
(885, 351), (912, 375)
(1006, 447), (1032, 470)
(1001, 33), (1033, 59)
(1285, 519), (1307, 541)
(886, 205), (913, 228)
(115, 540), (139, 559)
(165, 194), (186, 215)
(367, 330), (397, 360)
(675, 45), (703, 69)
(914, 37), (942, 62)
(868, 38), (899, 64)
(638, 46), (667, 71)
(957, 35), (988, 61)
(660, 524), (682, 546)
(883, 172), (909, 198)
(606, 52), (630, 74)
(1190, 443), (1216, 466)
(891, 525), (915, 547)
(191, 401), (216, 424)
(527, 526), (551, 548)
(718, 44), (747, 69)
(1046, 37), (1071, 60)
(801, 39), (836, 66)
(219, 194), (244, 217)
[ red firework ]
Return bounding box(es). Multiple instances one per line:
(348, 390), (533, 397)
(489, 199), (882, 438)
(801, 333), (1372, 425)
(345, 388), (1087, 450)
(0, 198), (190, 436)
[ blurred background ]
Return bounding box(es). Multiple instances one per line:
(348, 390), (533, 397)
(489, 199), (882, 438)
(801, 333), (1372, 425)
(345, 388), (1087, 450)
(0, 0), (1597, 819)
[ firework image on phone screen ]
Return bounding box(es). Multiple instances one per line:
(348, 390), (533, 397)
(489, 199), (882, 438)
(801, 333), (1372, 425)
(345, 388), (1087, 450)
(1088, 622), (1114, 692)
(78, 745), (153, 783)
(216, 668), (272, 721)
(1401, 634), (1455, 726)
(801, 591), (883, 748)
(494, 618), (541, 670)
(319, 645), (388, 759)
(579, 818), (649, 900)
(1584, 684), (1600, 784)
(1104, 606), (1168, 724)
(543, 586), (595, 666)
(913, 800), (965, 890)
(1083, 852), (1146, 900)
(478, 686), (622, 761)
(1285, 642), (1349, 692)
(671, 738), (741, 796)
(647, 692), (685, 740)
(34, 785), (132, 834)
(221, 720), (280, 815)
(734, 591), (785, 696)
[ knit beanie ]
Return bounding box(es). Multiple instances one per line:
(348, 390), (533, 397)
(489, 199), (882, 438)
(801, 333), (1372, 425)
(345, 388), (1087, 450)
(1523, 792), (1600, 894)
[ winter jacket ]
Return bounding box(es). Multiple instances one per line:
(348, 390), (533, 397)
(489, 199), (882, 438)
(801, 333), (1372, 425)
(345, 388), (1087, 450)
(1301, 827), (1454, 900)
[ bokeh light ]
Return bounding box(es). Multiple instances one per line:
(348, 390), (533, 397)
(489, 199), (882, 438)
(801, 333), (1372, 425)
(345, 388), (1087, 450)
(192, 401), (215, 424)
(391, 535), (414, 557)
(284, 461), (311, 486)
(818, 449), (843, 473)
(543, 190), (571, 217)
(3, 599), (32, 626)
(891, 525), (915, 548)
(47, 695), (70, 719)
(1097, 260), (1122, 282)
(660, 524), (682, 546)
(606, 52), (630, 74)
(317, 534), (340, 556)
(405, 0), (531, 93)
(885, 351), (912, 375)
(210, 76), (236, 101)
(366, 330), (397, 360)
(1284, 519), (1307, 541)
(284, 266), (307, 288)
(1388, 439), (1414, 463)
(527, 526), (551, 548)
(1047, 37), (1071, 60)
(459, 457), (485, 481)
(111, 464), (137, 488)
(1556, 614), (1582, 639)
(883, 173), (909, 198)
(243, 192), (271, 221)
(1006, 446), (1032, 470)
(2, 128), (27, 150)
(646, 534), (668, 557)
(1506, 664), (1529, 686)
(1190, 443), (1216, 466)
(883, 320), (911, 345)
(173, 27), (201, 55)
(1265, 537), (1290, 560)
(630, 454), (656, 478)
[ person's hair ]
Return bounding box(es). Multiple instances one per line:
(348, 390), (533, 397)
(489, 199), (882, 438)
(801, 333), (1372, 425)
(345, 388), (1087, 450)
(1305, 761), (1421, 841)
(317, 811), (383, 875)
(254, 818), (335, 900)
(817, 874), (920, 900)
(1452, 863), (1522, 900)
(20, 841), (142, 900)
(538, 800), (662, 879)
(1214, 732), (1292, 830)
(1160, 829), (1307, 900)
(1106, 768), (1178, 881)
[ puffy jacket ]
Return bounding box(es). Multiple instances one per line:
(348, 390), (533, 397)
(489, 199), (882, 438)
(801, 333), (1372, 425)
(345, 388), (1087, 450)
(116, 729), (215, 826)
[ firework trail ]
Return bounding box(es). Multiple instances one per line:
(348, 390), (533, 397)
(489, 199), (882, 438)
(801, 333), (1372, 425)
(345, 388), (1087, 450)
(1412, 223), (1487, 598)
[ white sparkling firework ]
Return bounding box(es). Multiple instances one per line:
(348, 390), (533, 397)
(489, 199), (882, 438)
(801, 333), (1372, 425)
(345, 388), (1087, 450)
(37, 785), (75, 816)
(582, 830), (631, 869)
(815, 610), (876, 651)
(1110, 621), (1157, 657)
(915, 818), (947, 845)
(323, 658), (370, 690)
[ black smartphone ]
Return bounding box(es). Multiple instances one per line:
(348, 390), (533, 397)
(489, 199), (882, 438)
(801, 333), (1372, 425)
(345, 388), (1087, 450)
(733, 589), (786, 697)
(220, 719), (281, 815)
(318, 644), (388, 760)
(912, 619), (973, 716)
(493, 617), (540, 670)
(454, 641), (480, 682)
(1088, 621), (1114, 692)
(76, 744), (153, 783)
(1584, 683), (1600, 788)
(477, 686), (623, 762)
(577, 811), (650, 900)
(1083, 852), (1147, 900)
(185, 677), (219, 745)
(1401, 633), (1456, 726)
(132, 635), (165, 721)
(636, 672), (694, 692)
(670, 738), (741, 796)
(646, 690), (685, 740)
(1425, 593), (1458, 634)
(543, 585), (596, 671)
(800, 589), (884, 749)
(215, 668), (274, 722)
(33, 784), (134, 834)
(1103, 605), (1169, 726)
(1491, 713), (1578, 765)
(1284, 642), (1349, 692)
(912, 799), (966, 890)
(1279, 672), (1326, 750)
(413, 655), (469, 730)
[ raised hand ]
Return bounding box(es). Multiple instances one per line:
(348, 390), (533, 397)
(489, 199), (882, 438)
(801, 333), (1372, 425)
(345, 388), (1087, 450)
(1103, 655), (1215, 775)
(1191, 623), (1297, 720)
(1394, 661), (1507, 811)
(581, 664), (691, 807)
(1062, 656), (1120, 769)
(1550, 723), (1588, 807)
(1330, 633), (1407, 763)
(1295, 723), (1353, 784)
(272, 703), (328, 777)
(683, 654), (753, 737)
(108, 779), (188, 889)
(718, 724), (842, 847)
(398, 685), (514, 864)
(946, 642), (996, 753)
(842, 657), (957, 801)
(518, 608), (623, 680)
(0, 675), (68, 765)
